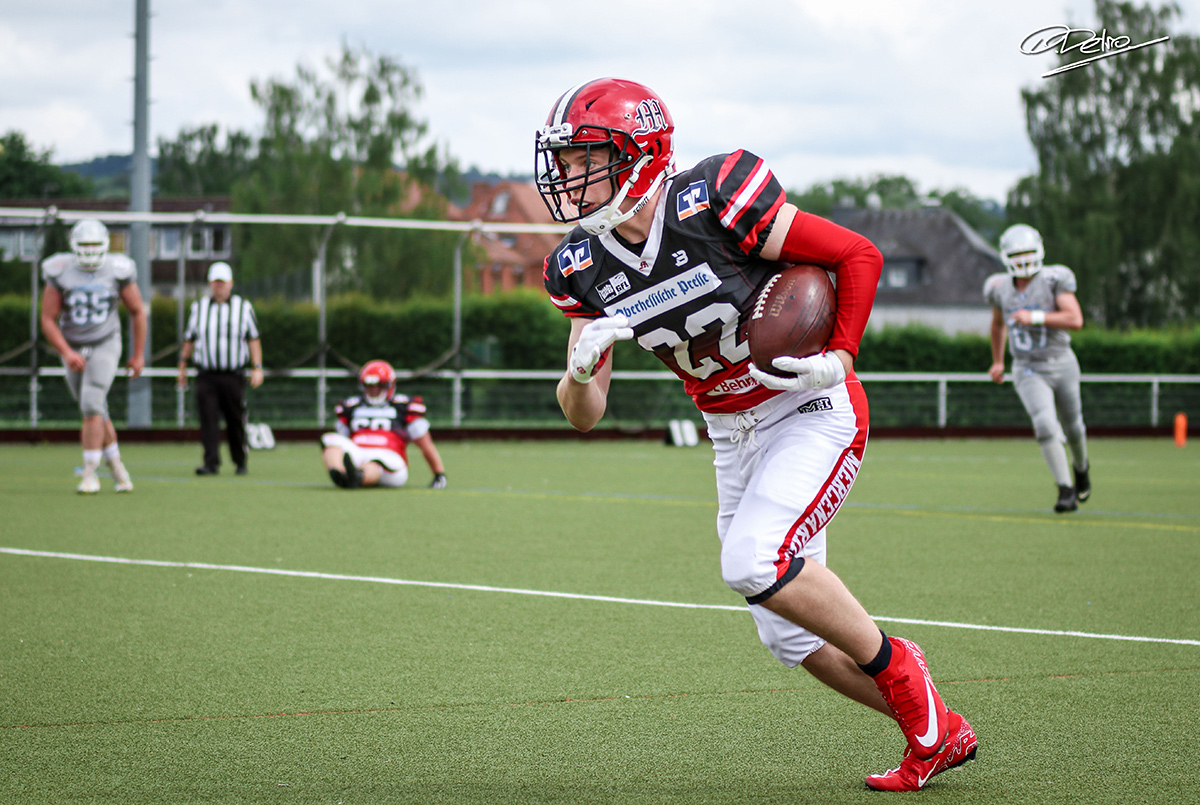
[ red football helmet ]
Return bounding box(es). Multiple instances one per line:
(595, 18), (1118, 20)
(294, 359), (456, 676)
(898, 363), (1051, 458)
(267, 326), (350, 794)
(535, 77), (675, 235)
(358, 360), (396, 405)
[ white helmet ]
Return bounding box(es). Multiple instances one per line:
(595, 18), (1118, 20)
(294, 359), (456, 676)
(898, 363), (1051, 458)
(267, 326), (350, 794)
(999, 224), (1044, 278)
(69, 219), (110, 269)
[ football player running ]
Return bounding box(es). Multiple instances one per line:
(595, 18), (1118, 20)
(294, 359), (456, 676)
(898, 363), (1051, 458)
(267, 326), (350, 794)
(320, 360), (447, 490)
(538, 78), (976, 792)
(40, 219), (146, 494)
(985, 224), (1090, 513)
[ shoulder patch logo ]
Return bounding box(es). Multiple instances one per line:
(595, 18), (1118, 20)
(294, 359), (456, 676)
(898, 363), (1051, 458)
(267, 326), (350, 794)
(796, 397), (833, 415)
(558, 241), (594, 277)
(677, 180), (711, 221)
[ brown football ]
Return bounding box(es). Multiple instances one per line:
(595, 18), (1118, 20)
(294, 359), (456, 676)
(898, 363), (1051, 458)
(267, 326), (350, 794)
(747, 264), (837, 376)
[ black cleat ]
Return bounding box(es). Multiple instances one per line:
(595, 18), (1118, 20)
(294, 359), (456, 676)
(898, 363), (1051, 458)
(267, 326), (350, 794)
(195, 465), (219, 476)
(1054, 485), (1078, 513)
(343, 453), (363, 489)
(1074, 464), (1090, 503)
(328, 468), (349, 488)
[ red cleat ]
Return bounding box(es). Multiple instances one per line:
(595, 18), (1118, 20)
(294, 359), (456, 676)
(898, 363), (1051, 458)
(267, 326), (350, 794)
(865, 711), (977, 791)
(872, 637), (951, 760)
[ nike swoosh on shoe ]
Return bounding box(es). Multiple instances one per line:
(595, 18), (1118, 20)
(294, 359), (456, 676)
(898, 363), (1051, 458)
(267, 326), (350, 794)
(915, 677), (941, 748)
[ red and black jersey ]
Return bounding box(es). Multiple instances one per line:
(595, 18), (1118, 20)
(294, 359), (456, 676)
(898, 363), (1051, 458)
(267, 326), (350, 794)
(334, 393), (429, 457)
(544, 150), (789, 414)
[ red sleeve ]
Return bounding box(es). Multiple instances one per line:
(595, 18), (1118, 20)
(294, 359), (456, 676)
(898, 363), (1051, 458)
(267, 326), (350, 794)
(404, 395), (427, 424)
(776, 211), (881, 358)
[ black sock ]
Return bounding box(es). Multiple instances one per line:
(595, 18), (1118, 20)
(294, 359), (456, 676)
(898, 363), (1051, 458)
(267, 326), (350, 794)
(857, 630), (892, 677)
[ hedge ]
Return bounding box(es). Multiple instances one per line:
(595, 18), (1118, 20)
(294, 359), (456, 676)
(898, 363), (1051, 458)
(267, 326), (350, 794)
(2, 292), (1198, 374)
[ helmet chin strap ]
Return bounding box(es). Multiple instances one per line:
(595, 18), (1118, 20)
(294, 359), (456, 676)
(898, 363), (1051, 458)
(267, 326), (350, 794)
(579, 156), (663, 236)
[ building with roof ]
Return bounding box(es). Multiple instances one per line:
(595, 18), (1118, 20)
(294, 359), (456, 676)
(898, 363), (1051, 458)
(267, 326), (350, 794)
(450, 181), (564, 295)
(0, 196), (234, 298)
(831, 205), (1003, 335)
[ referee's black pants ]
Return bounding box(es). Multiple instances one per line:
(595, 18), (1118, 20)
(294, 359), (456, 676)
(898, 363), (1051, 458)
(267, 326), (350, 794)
(196, 370), (248, 471)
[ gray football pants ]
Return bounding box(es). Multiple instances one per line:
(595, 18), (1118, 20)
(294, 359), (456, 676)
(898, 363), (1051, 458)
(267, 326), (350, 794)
(64, 333), (122, 419)
(1013, 351), (1088, 486)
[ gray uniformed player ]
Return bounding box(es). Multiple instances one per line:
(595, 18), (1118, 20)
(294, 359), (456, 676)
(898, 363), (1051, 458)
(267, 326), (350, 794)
(985, 223), (1090, 513)
(39, 219), (148, 494)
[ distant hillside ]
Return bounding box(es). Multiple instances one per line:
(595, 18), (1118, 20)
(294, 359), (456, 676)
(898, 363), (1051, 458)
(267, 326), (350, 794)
(58, 154), (153, 199)
(54, 157), (527, 203)
(59, 154), (139, 179)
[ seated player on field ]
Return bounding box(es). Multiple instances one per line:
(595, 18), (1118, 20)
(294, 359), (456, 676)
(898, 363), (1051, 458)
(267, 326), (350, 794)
(319, 360), (447, 490)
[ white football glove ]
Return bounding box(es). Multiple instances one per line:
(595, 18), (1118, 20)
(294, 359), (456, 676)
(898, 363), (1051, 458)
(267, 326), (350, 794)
(748, 352), (847, 392)
(569, 315), (634, 384)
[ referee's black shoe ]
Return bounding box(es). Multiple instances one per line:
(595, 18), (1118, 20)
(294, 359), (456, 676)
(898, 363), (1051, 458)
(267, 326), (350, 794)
(195, 465), (219, 476)
(343, 453), (363, 489)
(1074, 464), (1090, 503)
(1054, 485), (1078, 513)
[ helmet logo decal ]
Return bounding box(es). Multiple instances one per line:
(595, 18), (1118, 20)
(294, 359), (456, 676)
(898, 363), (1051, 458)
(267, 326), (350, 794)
(633, 99), (668, 136)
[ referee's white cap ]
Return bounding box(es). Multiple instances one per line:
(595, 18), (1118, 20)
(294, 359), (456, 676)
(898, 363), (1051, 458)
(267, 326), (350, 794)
(207, 262), (233, 282)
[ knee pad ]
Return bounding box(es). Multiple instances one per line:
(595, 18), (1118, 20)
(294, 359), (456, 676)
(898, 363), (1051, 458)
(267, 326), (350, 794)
(80, 386), (109, 418)
(1032, 413), (1061, 443)
(719, 537), (764, 597)
(1063, 417), (1087, 443)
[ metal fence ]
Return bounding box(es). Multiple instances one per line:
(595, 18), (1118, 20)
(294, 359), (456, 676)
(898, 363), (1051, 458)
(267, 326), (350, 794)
(2, 367), (1196, 432)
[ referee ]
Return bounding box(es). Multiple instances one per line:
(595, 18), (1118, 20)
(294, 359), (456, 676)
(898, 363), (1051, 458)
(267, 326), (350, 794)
(177, 262), (264, 476)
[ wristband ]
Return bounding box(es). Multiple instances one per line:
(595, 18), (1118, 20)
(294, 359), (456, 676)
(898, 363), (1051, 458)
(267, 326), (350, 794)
(1030, 310), (1046, 326)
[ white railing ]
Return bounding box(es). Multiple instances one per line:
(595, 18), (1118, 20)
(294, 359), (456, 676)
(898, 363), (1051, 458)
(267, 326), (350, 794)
(3, 366), (1197, 430)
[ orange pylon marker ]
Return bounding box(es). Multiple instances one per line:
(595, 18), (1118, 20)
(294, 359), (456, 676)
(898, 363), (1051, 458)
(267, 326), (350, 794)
(1175, 412), (1188, 447)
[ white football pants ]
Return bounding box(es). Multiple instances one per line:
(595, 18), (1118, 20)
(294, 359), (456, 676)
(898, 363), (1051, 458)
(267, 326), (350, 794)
(703, 379), (870, 667)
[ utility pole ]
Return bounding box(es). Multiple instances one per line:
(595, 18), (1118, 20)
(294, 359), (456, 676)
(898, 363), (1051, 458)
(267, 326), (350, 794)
(127, 0), (153, 427)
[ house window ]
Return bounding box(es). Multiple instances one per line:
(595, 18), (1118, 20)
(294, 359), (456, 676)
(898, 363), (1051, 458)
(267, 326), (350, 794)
(489, 191), (511, 217)
(210, 226), (230, 257)
(0, 231), (17, 260)
(158, 228), (182, 258)
(881, 259), (923, 289)
(19, 230), (43, 259)
(188, 228), (208, 257)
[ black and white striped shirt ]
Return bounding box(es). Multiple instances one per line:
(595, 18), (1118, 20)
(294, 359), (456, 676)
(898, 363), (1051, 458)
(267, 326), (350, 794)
(183, 295), (261, 371)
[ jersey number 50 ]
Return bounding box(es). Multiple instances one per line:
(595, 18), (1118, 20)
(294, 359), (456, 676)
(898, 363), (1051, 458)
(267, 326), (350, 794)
(351, 416), (393, 431)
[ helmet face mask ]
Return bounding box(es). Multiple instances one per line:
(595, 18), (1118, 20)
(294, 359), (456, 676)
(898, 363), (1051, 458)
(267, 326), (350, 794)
(999, 224), (1045, 278)
(358, 360), (396, 406)
(535, 78), (674, 235)
(537, 135), (643, 230)
(69, 219), (110, 270)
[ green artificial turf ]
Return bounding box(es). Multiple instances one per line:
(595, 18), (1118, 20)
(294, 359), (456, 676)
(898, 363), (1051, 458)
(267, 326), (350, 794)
(1, 437), (1197, 803)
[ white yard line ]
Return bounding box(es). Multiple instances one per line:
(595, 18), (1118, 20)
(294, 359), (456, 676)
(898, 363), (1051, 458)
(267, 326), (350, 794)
(3, 546), (1199, 647)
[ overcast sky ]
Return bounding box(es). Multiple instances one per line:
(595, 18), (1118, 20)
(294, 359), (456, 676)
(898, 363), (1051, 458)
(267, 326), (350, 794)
(2, 0), (1196, 203)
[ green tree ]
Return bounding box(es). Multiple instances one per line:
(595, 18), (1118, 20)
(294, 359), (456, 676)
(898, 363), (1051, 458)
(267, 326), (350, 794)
(232, 42), (468, 299)
(156, 124), (254, 195)
(1009, 0), (1200, 327)
(929, 188), (1006, 245)
(787, 175), (1005, 243)
(788, 174), (922, 216)
(0, 131), (93, 199)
